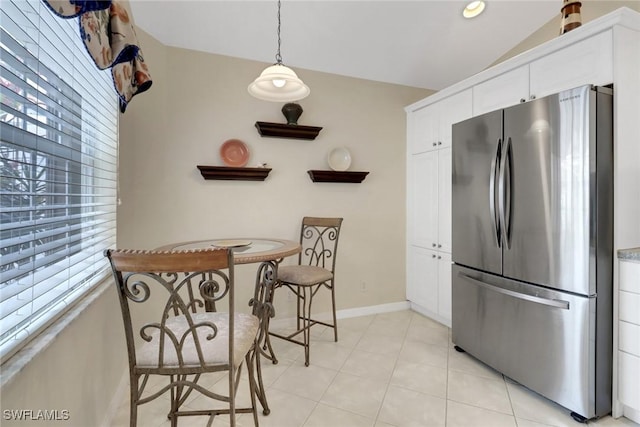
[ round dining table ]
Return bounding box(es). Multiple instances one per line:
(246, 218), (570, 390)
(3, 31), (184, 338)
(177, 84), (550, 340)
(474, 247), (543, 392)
(155, 237), (301, 264)
(154, 238), (301, 415)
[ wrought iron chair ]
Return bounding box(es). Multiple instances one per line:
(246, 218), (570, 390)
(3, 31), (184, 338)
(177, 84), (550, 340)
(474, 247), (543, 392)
(105, 248), (260, 427)
(270, 217), (343, 366)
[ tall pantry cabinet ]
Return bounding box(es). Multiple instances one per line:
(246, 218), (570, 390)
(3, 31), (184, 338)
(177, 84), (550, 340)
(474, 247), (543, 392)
(406, 90), (472, 325)
(405, 7), (640, 422)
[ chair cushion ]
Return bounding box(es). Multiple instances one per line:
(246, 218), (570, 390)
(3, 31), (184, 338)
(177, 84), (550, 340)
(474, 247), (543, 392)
(278, 265), (333, 286)
(136, 312), (258, 369)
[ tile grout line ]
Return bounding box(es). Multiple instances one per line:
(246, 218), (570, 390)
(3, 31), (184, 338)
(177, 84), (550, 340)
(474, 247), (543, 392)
(333, 313), (386, 426)
(301, 324), (360, 427)
(370, 312), (416, 427)
(504, 374), (521, 427)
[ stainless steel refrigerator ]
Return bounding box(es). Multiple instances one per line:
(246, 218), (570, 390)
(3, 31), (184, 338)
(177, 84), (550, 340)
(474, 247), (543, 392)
(451, 85), (613, 421)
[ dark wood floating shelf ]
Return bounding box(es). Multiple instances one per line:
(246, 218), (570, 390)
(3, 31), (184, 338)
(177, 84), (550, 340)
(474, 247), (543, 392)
(307, 170), (369, 183)
(197, 165), (271, 181)
(255, 121), (323, 140)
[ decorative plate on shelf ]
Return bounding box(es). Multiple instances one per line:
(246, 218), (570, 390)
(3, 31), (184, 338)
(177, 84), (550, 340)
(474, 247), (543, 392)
(327, 147), (352, 171)
(220, 139), (249, 167)
(211, 239), (252, 248)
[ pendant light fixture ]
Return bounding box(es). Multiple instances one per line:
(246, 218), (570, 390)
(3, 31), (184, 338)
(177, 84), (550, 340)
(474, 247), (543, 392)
(248, 0), (310, 102)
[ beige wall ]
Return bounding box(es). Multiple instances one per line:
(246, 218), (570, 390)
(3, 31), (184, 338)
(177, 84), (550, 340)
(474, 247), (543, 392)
(0, 283), (126, 427)
(493, 1), (640, 66)
(117, 28), (432, 318)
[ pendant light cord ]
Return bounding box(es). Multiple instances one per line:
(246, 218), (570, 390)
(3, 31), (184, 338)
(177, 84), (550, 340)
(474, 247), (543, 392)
(275, 0), (283, 64)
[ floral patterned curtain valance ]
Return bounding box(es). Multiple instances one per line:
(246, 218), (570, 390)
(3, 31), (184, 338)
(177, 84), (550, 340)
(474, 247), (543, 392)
(42, 0), (152, 113)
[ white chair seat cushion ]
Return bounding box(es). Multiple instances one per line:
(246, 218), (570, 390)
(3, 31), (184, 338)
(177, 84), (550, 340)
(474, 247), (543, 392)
(278, 265), (333, 286)
(136, 312), (258, 369)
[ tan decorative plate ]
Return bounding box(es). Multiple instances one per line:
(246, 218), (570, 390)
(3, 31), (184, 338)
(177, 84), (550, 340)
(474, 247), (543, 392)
(211, 239), (252, 248)
(220, 139), (249, 167)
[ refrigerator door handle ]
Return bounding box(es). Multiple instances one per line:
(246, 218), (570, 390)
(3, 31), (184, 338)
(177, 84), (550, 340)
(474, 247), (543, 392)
(489, 138), (502, 248)
(458, 272), (570, 310)
(498, 137), (513, 249)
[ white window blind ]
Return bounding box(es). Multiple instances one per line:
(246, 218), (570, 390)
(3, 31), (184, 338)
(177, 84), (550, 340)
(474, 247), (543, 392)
(0, 0), (118, 361)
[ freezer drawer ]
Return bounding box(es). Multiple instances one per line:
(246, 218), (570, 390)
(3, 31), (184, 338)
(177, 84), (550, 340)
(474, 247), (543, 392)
(452, 265), (611, 419)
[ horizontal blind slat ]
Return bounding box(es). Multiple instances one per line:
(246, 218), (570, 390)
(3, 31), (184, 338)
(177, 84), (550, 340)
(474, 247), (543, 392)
(1, 217), (115, 275)
(0, 0), (118, 358)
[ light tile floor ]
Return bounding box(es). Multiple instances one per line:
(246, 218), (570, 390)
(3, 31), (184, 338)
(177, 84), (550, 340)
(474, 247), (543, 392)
(112, 310), (640, 427)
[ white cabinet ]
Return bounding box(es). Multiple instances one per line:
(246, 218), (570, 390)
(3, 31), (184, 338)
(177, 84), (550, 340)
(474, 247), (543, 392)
(407, 246), (452, 325)
(407, 246), (437, 314)
(617, 258), (640, 424)
(529, 30), (613, 99)
(408, 148), (451, 252)
(408, 104), (439, 154)
(406, 90), (471, 326)
(438, 92), (473, 149)
(408, 150), (438, 249)
(408, 90), (473, 154)
(472, 65), (529, 116)
(473, 30), (613, 116)
(407, 89), (471, 250)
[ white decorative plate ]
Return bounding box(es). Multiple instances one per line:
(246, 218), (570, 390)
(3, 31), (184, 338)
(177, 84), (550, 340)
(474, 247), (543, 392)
(327, 147), (352, 171)
(211, 239), (252, 248)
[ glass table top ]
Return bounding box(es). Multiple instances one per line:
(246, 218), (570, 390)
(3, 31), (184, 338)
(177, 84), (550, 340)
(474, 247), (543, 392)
(155, 238), (301, 264)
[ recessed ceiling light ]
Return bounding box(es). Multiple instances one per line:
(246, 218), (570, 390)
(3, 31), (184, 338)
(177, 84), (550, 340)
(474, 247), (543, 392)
(463, 1), (486, 19)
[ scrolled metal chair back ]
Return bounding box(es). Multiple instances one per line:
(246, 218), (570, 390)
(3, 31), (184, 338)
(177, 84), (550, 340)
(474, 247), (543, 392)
(105, 248), (234, 370)
(299, 217), (343, 273)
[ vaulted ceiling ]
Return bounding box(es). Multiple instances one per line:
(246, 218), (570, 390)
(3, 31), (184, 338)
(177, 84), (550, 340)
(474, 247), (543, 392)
(130, 1), (561, 90)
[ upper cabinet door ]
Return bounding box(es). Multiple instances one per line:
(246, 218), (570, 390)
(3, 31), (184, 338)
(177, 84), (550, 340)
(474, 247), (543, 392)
(530, 30), (613, 100)
(409, 104), (439, 154)
(439, 90), (473, 149)
(408, 89), (473, 154)
(473, 66), (530, 116)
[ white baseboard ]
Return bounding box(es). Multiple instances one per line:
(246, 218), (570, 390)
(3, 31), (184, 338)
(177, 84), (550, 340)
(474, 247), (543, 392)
(337, 301), (411, 319)
(270, 301), (411, 330)
(622, 404), (640, 424)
